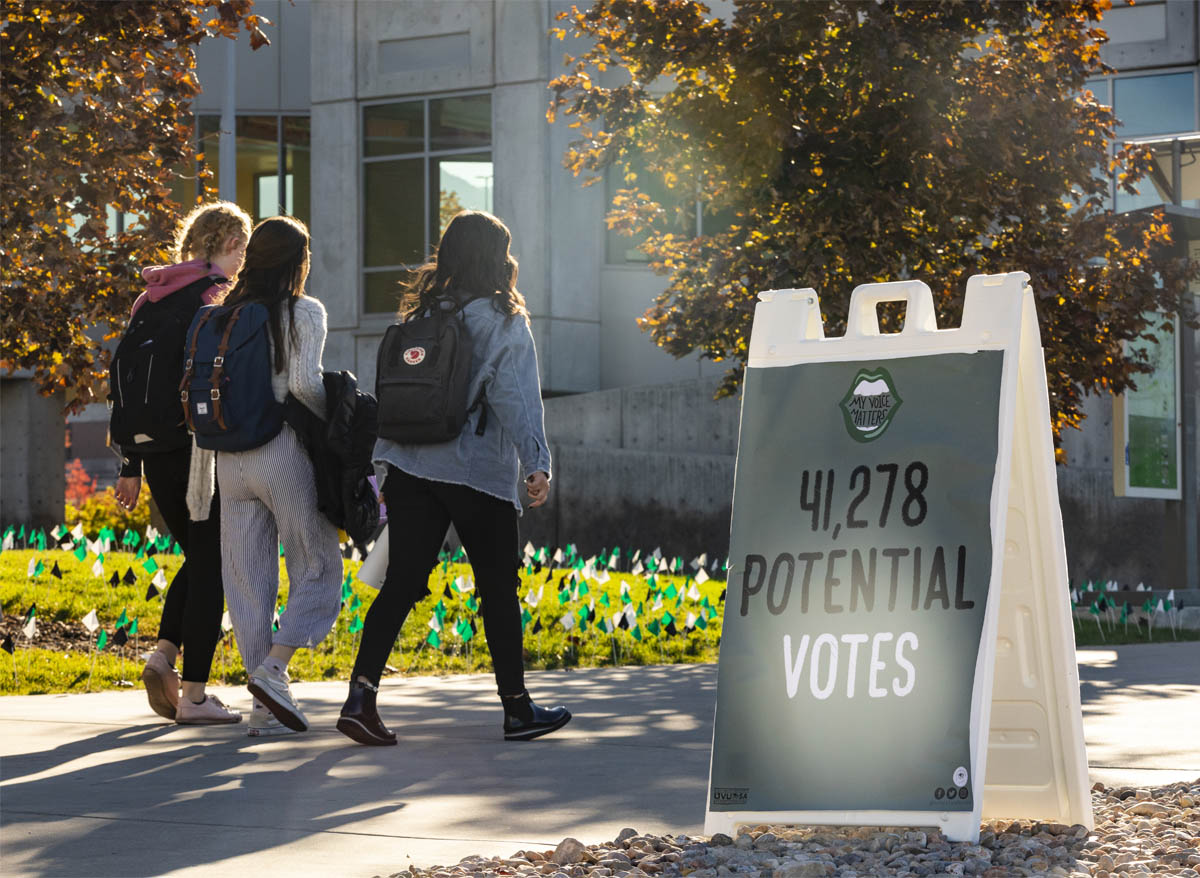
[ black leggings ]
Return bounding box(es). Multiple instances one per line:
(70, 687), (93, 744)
(352, 465), (525, 696)
(142, 447), (224, 684)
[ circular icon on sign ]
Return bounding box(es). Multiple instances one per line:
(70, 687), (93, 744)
(960, 786), (970, 800)
(953, 766), (969, 788)
(403, 346), (426, 366)
(934, 787), (945, 800)
(946, 787), (958, 800)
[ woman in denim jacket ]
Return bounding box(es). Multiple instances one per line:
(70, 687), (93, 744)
(339, 210), (570, 746)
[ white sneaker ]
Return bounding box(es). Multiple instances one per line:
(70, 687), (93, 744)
(247, 704), (297, 737)
(176, 694), (243, 725)
(141, 651), (179, 720)
(247, 663), (308, 731)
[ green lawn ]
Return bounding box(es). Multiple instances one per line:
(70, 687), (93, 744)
(0, 546), (726, 695)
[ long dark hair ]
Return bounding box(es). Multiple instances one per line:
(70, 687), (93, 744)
(222, 216), (311, 373)
(398, 210), (528, 324)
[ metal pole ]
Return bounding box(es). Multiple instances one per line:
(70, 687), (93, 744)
(219, 38), (237, 204)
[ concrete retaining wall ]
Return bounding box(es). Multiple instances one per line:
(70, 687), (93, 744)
(1, 378), (65, 529)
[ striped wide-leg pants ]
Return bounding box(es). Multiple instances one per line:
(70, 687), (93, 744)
(217, 423), (343, 674)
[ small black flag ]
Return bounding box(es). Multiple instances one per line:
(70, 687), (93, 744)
(587, 606), (596, 622)
(51, 561), (63, 580)
(664, 620), (678, 637)
(109, 571), (120, 587)
(145, 583), (160, 601)
(718, 587), (726, 603)
(145, 543), (158, 557)
(112, 627), (129, 648)
(618, 614), (630, 630)
(1, 634), (13, 655)
(122, 566), (137, 585)
(542, 567), (553, 582)
(531, 617), (543, 634)
(443, 585), (453, 599)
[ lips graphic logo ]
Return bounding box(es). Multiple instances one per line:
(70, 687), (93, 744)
(403, 346), (426, 366)
(839, 367), (902, 442)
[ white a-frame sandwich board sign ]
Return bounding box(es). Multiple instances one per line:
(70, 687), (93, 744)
(705, 272), (1092, 843)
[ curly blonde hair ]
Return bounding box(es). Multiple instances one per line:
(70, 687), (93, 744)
(174, 201), (252, 263)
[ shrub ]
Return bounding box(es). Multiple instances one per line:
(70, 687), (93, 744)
(64, 458), (96, 506)
(66, 486), (151, 535)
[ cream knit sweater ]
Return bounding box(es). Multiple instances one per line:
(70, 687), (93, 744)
(186, 295), (328, 520)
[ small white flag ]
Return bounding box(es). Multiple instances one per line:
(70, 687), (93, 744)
(463, 577), (475, 593)
(1136, 583), (1146, 592)
(71, 523), (84, 541)
(454, 575), (465, 592)
(365, 540), (375, 554)
(22, 614), (36, 640)
(1167, 589), (1176, 602)
(351, 547), (362, 562)
(687, 584), (702, 602)
(631, 549), (641, 563)
(624, 605), (637, 625)
(620, 582), (631, 597)
(583, 561), (596, 581)
(428, 615), (443, 633)
(552, 548), (564, 565)
(221, 610), (233, 633)
(691, 553), (707, 571)
(523, 541), (535, 560)
(1107, 580), (1118, 592)
(1071, 588), (1080, 604)
(27, 558), (38, 578)
(695, 568), (710, 586)
(594, 569), (610, 585)
(611, 611), (624, 631)
(524, 589), (540, 607)
(1, 532), (13, 552)
(91, 558), (104, 578)
(652, 547), (662, 561)
(559, 612), (575, 631)
(146, 525), (159, 542)
(1155, 598), (1165, 613)
(686, 612), (697, 629)
(632, 560), (644, 576)
(152, 569), (168, 590)
(652, 597), (664, 612)
(82, 609), (100, 633)
(600, 617), (614, 634)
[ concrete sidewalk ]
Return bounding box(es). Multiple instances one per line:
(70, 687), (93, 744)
(1, 645), (1197, 878)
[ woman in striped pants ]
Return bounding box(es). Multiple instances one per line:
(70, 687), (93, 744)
(187, 216), (343, 737)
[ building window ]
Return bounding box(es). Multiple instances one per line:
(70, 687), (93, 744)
(1093, 69), (1200, 212)
(1114, 314), (1182, 500)
(194, 115), (312, 225)
(362, 93), (493, 314)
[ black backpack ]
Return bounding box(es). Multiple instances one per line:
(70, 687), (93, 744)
(375, 300), (485, 444)
(109, 275), (222, 452)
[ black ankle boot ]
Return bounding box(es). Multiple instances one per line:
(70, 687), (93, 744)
(336, 680), (397, 746)
(501, 691), (571, 741)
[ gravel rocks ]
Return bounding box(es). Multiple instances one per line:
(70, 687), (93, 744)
(374, 779), (1199, 878)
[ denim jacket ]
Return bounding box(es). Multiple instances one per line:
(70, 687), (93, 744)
(372, 297), (552, 513)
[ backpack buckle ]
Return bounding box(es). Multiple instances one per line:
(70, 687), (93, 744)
(213, 356), (224, 367)
(180, 390), (188, 402)
(210, 389), (221, 400)
(185, 359), (193, 369)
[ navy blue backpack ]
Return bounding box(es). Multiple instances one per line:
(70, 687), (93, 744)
(180, 303), (285, 451)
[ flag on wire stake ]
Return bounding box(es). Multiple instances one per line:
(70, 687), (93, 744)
(82, 609), (100, 633)
(21, 605), (37, 640)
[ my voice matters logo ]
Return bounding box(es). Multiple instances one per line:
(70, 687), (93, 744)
(840, 367), (902, 442)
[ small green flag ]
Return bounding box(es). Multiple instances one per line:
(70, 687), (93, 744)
(426, 628), (441, 648)
(457, 618), (475, 643)
(279, 542), (285, 557)
(433, 600), (447, 622)
(664, 584), (678, 600)
(341, 581), (353, 603)
(96, 629), (108, 650)
(73, 543), (88, 562)
(349, 594), (362, 612)
(578, 581), (590, 597)
(465, 594), (479, 613)
(129, 617), (139, 635)
(521, 608), (533, 629)
(35, 531), (47, 551)
(116, 608), (129, 629)
(348, 613), (363, 633)
(1089, 601), (1101, 616)
(173, 542), (183, 555)
(142, 557), (159, 575)
(695, 614), (708, 631)
(662, 611), (675, 628)
(647, 619), (661, 636)
(598, 592), (611, 608)
(631, 624), (643, 642)
(558, 589), (570, 605)
(1119, 603), (1128, 624)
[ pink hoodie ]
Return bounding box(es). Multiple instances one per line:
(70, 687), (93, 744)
(130, 259), (230, 317)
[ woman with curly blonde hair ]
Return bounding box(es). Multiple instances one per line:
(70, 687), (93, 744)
(113, 200), (250, 725)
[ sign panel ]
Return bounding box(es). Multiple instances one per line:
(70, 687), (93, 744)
(705, 274), (1092, 842)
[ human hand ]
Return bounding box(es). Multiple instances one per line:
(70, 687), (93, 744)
(525, 471), (549, 508)
(115, 476), (142, 510)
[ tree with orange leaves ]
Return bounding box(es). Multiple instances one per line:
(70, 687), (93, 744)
(549, 0), (1197, 447)
(1, 1), (269, 413)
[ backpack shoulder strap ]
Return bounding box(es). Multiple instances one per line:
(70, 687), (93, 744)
(207, 305), (248, 431)
(179, 308), (219, 431)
